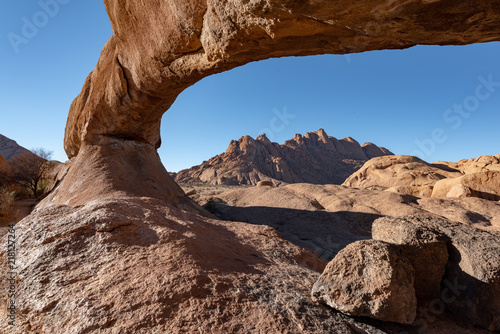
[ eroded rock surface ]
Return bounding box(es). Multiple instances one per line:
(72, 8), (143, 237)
(0, 197), (411, 334)
(374, 215), (500, 331)
(65, 1), (500, 158)
(435, 155), (500, 175)
(342, 155), (462, 195)
(372, 218), (448, 300)
(312, 240), (417, 325)
(53, 0), (500, 206)
(204, 183), (500, 262)
(431, 171), (500, 201)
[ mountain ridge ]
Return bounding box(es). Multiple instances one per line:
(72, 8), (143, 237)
(0, 134), (32, 160)
(174, 129), (393, 185)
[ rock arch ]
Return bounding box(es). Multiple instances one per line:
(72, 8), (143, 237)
(49, 0), (500, 207)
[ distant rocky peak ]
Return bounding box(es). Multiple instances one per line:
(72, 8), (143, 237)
(175, 129), (393, 186)
(341, 136), (359, 145)
(256, 133), (271, 143)
(0, 134), (32, 160)
(316, 128), (329, 140)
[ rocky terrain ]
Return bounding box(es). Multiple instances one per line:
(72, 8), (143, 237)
(344, 154), (500, 201)
(201, 183), (500, 260)
(2, 0), (500, 333)
(0, 134), (32, 160)
(2, 182), (500, 333)
(174, 129), (392, 185)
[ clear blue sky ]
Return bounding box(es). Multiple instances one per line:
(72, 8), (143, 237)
(2, 2), (500, 172)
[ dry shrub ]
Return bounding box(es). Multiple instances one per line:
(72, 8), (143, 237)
(0, 187), (16, 221)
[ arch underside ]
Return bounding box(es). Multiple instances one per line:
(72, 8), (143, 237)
(48, 0), (500, 207)
(65, 0), (500, 158)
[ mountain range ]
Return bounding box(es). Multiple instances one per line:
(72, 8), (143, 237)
(0, 134), (31, 160)
(174, 129), (393, 185)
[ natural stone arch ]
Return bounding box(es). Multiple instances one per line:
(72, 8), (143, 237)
(47, 0), (500, 208)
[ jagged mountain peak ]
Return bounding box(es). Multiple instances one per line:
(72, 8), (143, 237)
(175, 130), (393, 186)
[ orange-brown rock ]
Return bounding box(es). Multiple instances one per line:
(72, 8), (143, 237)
(435, 154), (500, 174)
(205, 183), (500, 264)
(372, 218), (448, 300)
(37, 137), (206, 216)
(0, 196), (388, 334)
(312, 240), (417, 324)
(374, 215), (500, 331)
(64, 1), (500, 159)
(54, 0), (500, 206)
(342, 155), (462, 193)
(431, 171), (500, 201)
(3, 184), (500, 332)
(175, 130), (392, 185)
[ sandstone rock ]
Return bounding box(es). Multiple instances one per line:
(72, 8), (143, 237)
(54, 0), (500, 209)
(431, 171), (500, 201)
(174, 130), (392, 186)
(373, 215), (500, 331)
(385, 185), (434, 198)
(343, 155), (462, 194)
(312, 240), (417, 325)
(455, 155), (500, 174)
(362, 142), (393, 159)
(1, 196), (389, 334)
(203, 183), (500, 264)
(257, 180), (274, 187)
(446, 184), (473, 198)
(372, 218), (448, 300)
(37, 137), (209, 218)
(63, 1), (500, 160)
(416, 196), (500, 230)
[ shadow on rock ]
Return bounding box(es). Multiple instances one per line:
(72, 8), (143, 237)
(210, 203), (384, 260)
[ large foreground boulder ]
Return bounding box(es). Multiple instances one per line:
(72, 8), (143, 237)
(1, 196), (393, 334)
(374, 215), (500, 331)
(372, 218), (448, 300)
(311, 240), (417, 325)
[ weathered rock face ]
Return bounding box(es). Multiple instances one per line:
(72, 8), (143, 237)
(435, 155), (500, 174)
(342, 155), (462, 194)
(56, 0), (500, 205)
(343, 155), (500, 202)
(312, 240), (417, 325)
(175, 129), (392, 185)
(374, 215), (500, 331)
(431, 171), (500, 201)
(372, 218), (448, 300)
(1, 196), (396, 334)
(38, 137), (205, 214)
(203, 183), (500, 264)
(313, 214), (500, 331)
(65, 0), (500, 160)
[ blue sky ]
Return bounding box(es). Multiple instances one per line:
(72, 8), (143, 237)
(1, 2), (500, 172)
